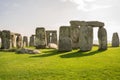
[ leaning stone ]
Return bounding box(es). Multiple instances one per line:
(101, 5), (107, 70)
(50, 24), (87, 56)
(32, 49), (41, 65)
(98, 27), (107, 50)
(112, 32), (119, 47)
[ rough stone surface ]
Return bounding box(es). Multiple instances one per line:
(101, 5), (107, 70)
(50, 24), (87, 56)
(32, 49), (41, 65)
(35, 27), (46, 49)
(11, 34), (16, 48)
(16, 48), (40, 54)
(23, 36), (28, 47)
(79, 26), (93, 51)
(46, 30), (57, 45)
(98, 27), (107, 50)
(87, 21), (104, 27)
(112, 32), (119, 47)
(1, 30), (11, 49)
(70, 26), (80, 49)
(59, 26), (72, 51)
(16, 34), (22, 48)
(29, 35), (35, 46)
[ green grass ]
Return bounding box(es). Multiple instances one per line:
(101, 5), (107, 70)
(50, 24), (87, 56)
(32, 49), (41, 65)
(0, 46), (120, 80)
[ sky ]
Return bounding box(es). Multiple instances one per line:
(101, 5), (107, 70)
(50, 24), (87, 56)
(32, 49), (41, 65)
(0, 0), (120, 41)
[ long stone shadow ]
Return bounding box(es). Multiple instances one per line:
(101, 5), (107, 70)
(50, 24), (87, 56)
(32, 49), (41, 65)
(30, 49), (65, 58)
(60, 50), (105, 58)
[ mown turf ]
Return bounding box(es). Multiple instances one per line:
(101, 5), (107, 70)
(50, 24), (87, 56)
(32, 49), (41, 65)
(0, 46), (120, 80)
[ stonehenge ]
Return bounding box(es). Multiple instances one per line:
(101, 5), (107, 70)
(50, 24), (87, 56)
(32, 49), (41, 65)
(16, 34), (23, 48)
(23, 36), (28, 47)
(29, 35), (35, 47)
(58, 26), (72, 51)
(46, 30), (57, 45)
(112, 32), (119, 47)
(35, 27), (46, 49)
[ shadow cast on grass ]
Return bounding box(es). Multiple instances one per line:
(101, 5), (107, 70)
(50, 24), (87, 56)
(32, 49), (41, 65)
(30, 49), (65, 58)
(60, 50), (105, 58)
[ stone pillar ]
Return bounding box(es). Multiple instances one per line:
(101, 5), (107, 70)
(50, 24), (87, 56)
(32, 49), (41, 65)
(79, 24), (93, 51)
(16, 34), (22, 48)
(11, 34), (16, 48)
(98, 27), (107, 50)
(0, 31), (1, 48)
(51, 31), (57, 44)
(112, 32), (119, 47)
(35, 27), (46, 49)
(70, 26), (80, 49)
(59, 26), (72, 51)
(1, 30), (11, 49)
(46, 31), (50, 45)
(29, 35), (35, 47)
(23, 36), (28, 47)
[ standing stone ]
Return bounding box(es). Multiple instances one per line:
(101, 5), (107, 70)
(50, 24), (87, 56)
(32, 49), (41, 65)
(29, 35), (35, 46)
(35, 27), (46, 49)
(0, 31), (1, 48)
(16, 34), (22, 48)
(46, 30), (57, 46)
(79, 25), (93, 51)
(70, 26), (80, 49)
(1, 30), (11, 49)
(112, 32), (119, 47)
(23, 36), (28, 47)
(98, 27), (107, 50)
(11, 34), (16, 48)
(59, 26), (72, 51)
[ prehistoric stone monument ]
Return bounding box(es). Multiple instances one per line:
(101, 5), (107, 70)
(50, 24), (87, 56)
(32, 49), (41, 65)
(1, 30), (11, 49)
(29, 35), (35, 47)
(58, 26), (72, 51)
(35, 27), (46, 49)
(46, 30), (57, 45)
(70, 21), (80, 49)
(23, 36), (28, 47)
(16, 34), (23, 48)
(11, 33), (16, 48)
(112, 32), (119, 47)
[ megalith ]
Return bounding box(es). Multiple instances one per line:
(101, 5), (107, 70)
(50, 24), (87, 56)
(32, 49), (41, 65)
(79, 22), (93, 51)
(98, 27), (107, 50)
(35, 27), (46, 49)
(1, 30), (11, 49)
(58, 26), (72, 51)
(46, 30), (57, 46)
(112, 32), (119, 47)
(70, 21), (80, 49)
(29, 35), (35, 46)
(16, 34), (22, 48)
(23, 36), (28, 47)
(11, 33), (16, 48)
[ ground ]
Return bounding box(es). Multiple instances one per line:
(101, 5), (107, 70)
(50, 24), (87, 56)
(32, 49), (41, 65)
(0, 46), (120, 80)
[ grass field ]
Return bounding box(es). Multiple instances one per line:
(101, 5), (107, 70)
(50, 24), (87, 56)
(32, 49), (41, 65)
(0, 46), (120, 80)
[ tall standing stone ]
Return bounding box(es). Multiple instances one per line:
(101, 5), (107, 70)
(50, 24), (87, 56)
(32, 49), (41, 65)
(112, 32), (119, 47)
(59, 26), (72, 51)
(29, 35), (35, 46)
(35, 27), (46, 49)
(79, 24), (93, 51)
(16, 34), (22, 48)
(11, 34), (16, 48)
(23, 36), (28, 47)
(70, 26), (80, 49)
(98, 27), (107, 50)
(1, 30), (11, 49)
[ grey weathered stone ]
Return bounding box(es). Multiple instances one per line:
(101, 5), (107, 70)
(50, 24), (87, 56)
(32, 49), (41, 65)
(87, 21), (104, 27)
(46, 30), (57, 46)
(47, 43), (58, 49)
(98, 27), (107, 50)
(79, 26), (93, 51)
(112, 32), (119, 47)
(70, 26), (80, 49)
(29, 35), (35, 46)
(35, 27), (46, 49)
(1, 30), (11, 49)
(23, 36), (28, 47)
(16, 34), (22, 48)
(59, 26), (72, 51)
(11, 34), (16, 48)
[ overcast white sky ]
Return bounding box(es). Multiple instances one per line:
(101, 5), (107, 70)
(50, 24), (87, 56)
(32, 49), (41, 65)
(0, 0), (120, 41)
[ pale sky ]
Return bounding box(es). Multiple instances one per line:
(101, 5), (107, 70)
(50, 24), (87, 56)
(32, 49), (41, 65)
(0, 0), (120, 41)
